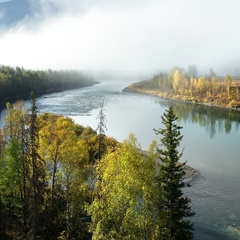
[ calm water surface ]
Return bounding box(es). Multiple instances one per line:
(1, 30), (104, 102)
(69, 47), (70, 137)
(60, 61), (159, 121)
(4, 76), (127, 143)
(4, 80), (240, 239)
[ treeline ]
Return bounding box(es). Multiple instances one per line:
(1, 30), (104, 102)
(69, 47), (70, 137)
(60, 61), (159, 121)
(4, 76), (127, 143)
(0, 66), (97, 105)
(0, 97), (118, 240)
(0, 99), (195, 239)
(128, 65), (240, 109)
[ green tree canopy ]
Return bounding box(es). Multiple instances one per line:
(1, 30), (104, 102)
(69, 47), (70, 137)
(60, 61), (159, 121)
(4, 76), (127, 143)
(88, 134), (159, 240)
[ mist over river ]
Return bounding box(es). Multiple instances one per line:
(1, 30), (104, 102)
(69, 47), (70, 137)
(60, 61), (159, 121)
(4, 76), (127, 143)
(2, 80), (240, 239)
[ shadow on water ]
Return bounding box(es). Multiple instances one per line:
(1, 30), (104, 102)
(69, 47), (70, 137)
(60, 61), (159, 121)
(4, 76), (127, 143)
(157, 100), (240, 138)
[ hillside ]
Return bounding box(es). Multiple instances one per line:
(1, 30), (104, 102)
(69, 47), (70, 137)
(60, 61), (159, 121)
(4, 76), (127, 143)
(0, 0), (58, 29)
(0, 66), (98, 107)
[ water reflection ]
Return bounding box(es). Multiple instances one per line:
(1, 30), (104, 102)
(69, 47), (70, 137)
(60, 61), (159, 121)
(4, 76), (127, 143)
(158, 100), (240, 138)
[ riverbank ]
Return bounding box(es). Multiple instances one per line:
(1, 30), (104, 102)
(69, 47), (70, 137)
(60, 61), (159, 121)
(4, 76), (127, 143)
(182, 164), (199, 182)
(123, 86), (240, 112)
(140, 145), (199, 182)
(0, 81), (99, 109)
(0, 66), (99, 109)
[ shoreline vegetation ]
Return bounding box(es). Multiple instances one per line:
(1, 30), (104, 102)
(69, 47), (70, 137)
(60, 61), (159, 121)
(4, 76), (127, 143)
(0, 65), (98, 107)
(0, 102), (196, 239)
(141, 149), (199, 181)
(0, 65), (198, 181)
(124, 66), (240, 112)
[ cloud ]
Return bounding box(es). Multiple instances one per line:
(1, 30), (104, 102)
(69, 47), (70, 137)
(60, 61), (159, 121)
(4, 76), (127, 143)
(1, 0), (240, 76)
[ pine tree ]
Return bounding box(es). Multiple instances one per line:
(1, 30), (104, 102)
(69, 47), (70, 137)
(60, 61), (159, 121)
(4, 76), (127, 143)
(154, 107), (195, 240)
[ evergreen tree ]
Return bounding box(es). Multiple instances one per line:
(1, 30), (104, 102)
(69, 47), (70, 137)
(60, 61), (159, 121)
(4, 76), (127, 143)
(154, 107), (195, 240)
(28, 92), (46, 240)
(96, 101), (107, 161)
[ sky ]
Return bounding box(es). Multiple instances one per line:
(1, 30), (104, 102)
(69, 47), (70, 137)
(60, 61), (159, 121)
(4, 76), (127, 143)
(0, 0), (240, 76)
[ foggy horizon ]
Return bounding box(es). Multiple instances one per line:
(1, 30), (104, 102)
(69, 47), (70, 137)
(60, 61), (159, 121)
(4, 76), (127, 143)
(0, 0), (240, 77)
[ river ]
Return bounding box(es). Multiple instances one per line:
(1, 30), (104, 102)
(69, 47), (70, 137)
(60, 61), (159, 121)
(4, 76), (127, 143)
(2, 80), (240, 239)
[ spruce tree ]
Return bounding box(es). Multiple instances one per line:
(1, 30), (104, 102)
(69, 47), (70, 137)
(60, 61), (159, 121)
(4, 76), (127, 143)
(28, 92), (46, 240)
(96, 101), (107, 161)
(154, 106), (195, 240)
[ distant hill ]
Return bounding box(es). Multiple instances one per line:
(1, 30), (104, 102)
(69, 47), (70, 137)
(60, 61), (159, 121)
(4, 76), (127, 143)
(0, 0), (59, 29)
(0, 0), (29, 28)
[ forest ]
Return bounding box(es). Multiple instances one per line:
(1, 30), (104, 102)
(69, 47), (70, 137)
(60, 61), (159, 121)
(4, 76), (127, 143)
(0, 66), (97, 106)
(127, 65), (240, 110)
(0, 96), (195, 240)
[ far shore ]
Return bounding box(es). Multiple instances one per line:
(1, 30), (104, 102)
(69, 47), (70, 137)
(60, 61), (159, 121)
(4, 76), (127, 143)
(123, 86), (240, 112)
(0, 81), (99, 109)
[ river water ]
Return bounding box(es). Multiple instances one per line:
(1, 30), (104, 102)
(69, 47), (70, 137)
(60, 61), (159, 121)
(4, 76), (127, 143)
(3, 80), (240, 239)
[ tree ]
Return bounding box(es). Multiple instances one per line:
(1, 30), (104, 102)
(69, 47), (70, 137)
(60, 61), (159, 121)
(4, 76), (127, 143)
(224, 74), (232, 98)
(236, 82), (239, 101)
(154, 107), (194, 240)
(28, 92), (46, 240)
(38, 113), (67, 239)
(88, 134), (159, 240)
(196, 76), (207, 97)
(96, 101), (107, 161)
(208, 68), (216, 100)
(38, 113), (91, 239)
(187, 65), (198, 79)
(59, 135), (89, 240)
(0, 138), (25, 239)
(172, 69), (181, 93)
(0, 129), (5, 159)
(1, 101), (31, 238)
